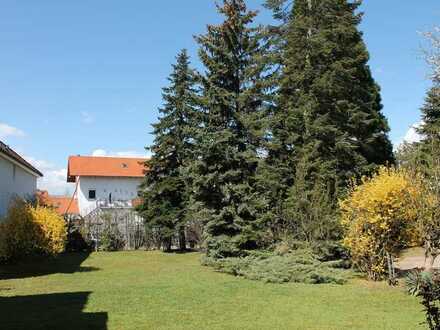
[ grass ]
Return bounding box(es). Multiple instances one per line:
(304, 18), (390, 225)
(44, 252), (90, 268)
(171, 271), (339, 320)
(0, 251), (425, 330)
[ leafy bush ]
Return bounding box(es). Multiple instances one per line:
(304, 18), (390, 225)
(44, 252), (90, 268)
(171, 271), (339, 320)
(31, 205), (67, 253)
(144, 225), (163, 250)
(274, 241), (291, 256)
(311, 241), (350, 265)
(0, 199), (67, 262)
(340, 167), (421, 281)
(202, 249), (350, 285)
(407, 270), (440, 330)
(64, 219), (92, 252)
(66, 230), (91, 252)
(99, 225), (125, 252)
(408, 147), (440, 270)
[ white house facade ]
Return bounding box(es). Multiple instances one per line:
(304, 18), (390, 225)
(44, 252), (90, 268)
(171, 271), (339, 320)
(0, 141), (43, 217)
(67, 156), (147, 217)
(77, 176), (143, 216)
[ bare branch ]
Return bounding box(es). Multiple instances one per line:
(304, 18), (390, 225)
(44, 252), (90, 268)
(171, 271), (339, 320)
(422, 26), (440, 83)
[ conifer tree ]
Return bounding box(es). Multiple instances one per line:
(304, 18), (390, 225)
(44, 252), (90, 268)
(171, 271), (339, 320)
(190, 0), (269, 258)
(138, 50), (198, 251)
(408, 86), (440, 178)
(272, 0), (394, 199)
(420, 86), (440, 141)
(401, 26), (440, 176)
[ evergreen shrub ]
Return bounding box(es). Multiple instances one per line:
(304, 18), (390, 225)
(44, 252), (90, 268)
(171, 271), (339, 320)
(202, 249), (350, 285)
(99, 225), (125, 252)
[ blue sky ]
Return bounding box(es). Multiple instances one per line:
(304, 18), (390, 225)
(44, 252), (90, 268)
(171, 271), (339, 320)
(0, 0), (439, 194)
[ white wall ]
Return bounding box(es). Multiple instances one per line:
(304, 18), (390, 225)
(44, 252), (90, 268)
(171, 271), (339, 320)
(77, 176), (142, 216)
(0, 154), (38, 218)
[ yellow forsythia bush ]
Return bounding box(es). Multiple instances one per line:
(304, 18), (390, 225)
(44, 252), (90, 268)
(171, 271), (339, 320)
(340, 167), (421, 280)
(0, 199), (67, 262)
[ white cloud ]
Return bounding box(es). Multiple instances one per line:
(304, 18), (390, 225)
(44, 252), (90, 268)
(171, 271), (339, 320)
(81, 111), (95, 125)
(115, 150), (149, 158)
(25, 156), (74, 196)
(91, 149), (108, 157)
(0, 123), (25, 139)
(24, 156), (53, 170)
(403, 122), (423, 144)
(38, 168), (73, 196)
(91, 149), (149, 158)
(395, 122), (424, 151)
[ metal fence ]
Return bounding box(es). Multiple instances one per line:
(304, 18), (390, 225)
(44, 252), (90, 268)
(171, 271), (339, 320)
(74, 206), (204, 251)
(83, 207), (146, 251)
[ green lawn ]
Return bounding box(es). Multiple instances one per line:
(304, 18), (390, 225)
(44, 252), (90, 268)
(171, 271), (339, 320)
(0, 251), (425, 330)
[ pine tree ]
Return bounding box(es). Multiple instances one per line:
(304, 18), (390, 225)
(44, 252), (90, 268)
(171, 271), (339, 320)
(283, 154), (339, 242)
(420, 86), (440, 141)
(253, 0), (294, 235)
(138, 50), (198, 251)
(264, 0), (292, 23)
(273, 0), (394, 199)
(190, 0), (270, 258)
(410, 86), (440, 178)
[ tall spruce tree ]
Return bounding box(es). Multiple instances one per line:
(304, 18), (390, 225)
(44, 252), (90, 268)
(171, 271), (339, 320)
(190, 0), (269, 258)
(273, 0), (394, 199)
(138, 49), (198, 251)
(411, 29), (440, 175)
(408, 86), (440, 177)
(257, 0), (394, 240)
(420, 86), (440, 140)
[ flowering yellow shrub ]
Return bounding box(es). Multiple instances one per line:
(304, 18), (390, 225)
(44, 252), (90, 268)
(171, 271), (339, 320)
(31, 205), (67, 254)
(340, 167), (421, 280)
(0, 199), (66, 262)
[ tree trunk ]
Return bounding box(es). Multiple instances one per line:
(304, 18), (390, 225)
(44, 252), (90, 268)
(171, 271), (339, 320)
(386, 252), (397, 286)
(164, 237), (172, 252)
(427, 254), (439, 271)
(179, 227), (186, 251)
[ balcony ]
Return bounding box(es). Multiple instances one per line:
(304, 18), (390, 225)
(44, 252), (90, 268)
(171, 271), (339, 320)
(95, 199), (133, 209)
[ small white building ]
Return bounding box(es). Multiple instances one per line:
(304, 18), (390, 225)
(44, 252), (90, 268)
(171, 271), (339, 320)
(0, 141), (43, 217)
(67, 156), (147, 217)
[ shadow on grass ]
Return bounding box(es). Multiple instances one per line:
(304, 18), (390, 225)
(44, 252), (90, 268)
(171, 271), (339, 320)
(0, 252), (99, 280)
(0, 292), (107, 330)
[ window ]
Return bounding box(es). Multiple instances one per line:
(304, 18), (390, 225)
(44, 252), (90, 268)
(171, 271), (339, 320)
(88, 190), (96, 200)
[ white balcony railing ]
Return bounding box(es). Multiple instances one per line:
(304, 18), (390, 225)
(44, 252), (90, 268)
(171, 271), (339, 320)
(96, 199), (133, 209)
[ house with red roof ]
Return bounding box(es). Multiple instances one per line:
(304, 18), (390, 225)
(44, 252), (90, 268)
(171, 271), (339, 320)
(0, 140), (43, 217)
(37, 190), (80, 218)
(67, 156), (148, 216)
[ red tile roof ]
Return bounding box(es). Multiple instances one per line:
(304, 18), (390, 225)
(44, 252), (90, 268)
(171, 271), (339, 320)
(67, 156), (148, 182)
(37, 191), (79, 216)
(0, 140), (43, 177)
